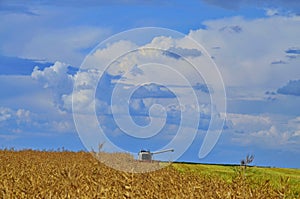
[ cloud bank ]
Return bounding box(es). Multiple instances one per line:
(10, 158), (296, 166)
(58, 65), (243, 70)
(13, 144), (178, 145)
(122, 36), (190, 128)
(203, 0), (300, 14)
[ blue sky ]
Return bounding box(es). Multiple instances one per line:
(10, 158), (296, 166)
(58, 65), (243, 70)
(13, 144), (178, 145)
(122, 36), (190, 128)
(1, 0), (300, 168)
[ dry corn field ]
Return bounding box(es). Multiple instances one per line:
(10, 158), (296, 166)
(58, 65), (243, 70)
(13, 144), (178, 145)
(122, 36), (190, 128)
(0, 150), (299, 198)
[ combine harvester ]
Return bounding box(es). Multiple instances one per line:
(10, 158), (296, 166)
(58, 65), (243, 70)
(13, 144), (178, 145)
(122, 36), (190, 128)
(138, 149), (174, 162)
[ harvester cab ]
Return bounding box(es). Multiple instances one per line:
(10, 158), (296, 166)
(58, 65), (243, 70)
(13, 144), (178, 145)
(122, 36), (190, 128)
(138, 149), (174, 161)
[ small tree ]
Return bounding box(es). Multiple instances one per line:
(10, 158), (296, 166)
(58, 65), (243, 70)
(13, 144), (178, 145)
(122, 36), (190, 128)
(239, 154), (255, 197)
(240, 154), (254, 169)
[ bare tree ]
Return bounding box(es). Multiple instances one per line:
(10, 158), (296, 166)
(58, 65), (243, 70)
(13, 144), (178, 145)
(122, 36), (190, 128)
(240, 154), (254, 168)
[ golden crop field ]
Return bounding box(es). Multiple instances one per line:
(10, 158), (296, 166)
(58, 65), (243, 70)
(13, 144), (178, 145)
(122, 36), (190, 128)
(0, 149), (299, 198)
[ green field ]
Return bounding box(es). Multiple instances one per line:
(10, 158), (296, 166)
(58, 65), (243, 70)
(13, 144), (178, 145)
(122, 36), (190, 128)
(173, 162), (300, 197)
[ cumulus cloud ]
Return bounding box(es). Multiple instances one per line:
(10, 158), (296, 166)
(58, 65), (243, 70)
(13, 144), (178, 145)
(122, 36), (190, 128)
(227, 113), (272, 133)
(0, 107), (30, 132)
(0, 107), (31, 140)
(22, 15), (300, 154)
(82, 40), (138, 72)
(70, 34), (215, 119)
(232, 125), (300, 150)
(0, 107), (13, 122)
(32, 62), (73, 89)
(277, 79), (300, 96)
(31, 61), (74, 110)
(225, 113), (300, 150)
(0, 106), (74, 136)
(0, 107), (31, 124)
(239, 126), (290, 145)
(189, 15), (300, 89)
(48, 16), (297, 152)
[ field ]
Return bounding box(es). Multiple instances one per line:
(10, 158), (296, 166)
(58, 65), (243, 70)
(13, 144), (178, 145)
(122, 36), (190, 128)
(0, 150), (299, 198)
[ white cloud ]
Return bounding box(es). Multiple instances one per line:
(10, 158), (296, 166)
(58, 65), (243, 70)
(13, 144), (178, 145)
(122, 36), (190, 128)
(32, 61), (72, 88)
(0, 107), (31, 133)
(83, 40), (138, 71)
(0, 107), (13, 122)
(293, 130), (300, 137)
(189, 15), (300, 90)
(227, 113), (272, 131)
(14, 15), (299, 155)
(226, 113), (300, 150)
(228, 113), (257, 126)
(232, 125), (298, 149)
(15, 109), (31, 124)
(0, 64), (77, 137)
(63, 89), (95, 114)
(265, 8), (280, 16)
(31, 61), (74, 109)
(70, 35), (216, 119)
(22, 26), (109, 64)
(0, 10), (111, 66)
(0, 106), (75, 136)
(202, 0), (300, 15)
(288, 116), (300, 132)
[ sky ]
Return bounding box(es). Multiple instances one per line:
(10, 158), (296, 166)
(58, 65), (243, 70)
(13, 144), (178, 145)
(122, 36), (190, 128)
(0, 0), (300, 168)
